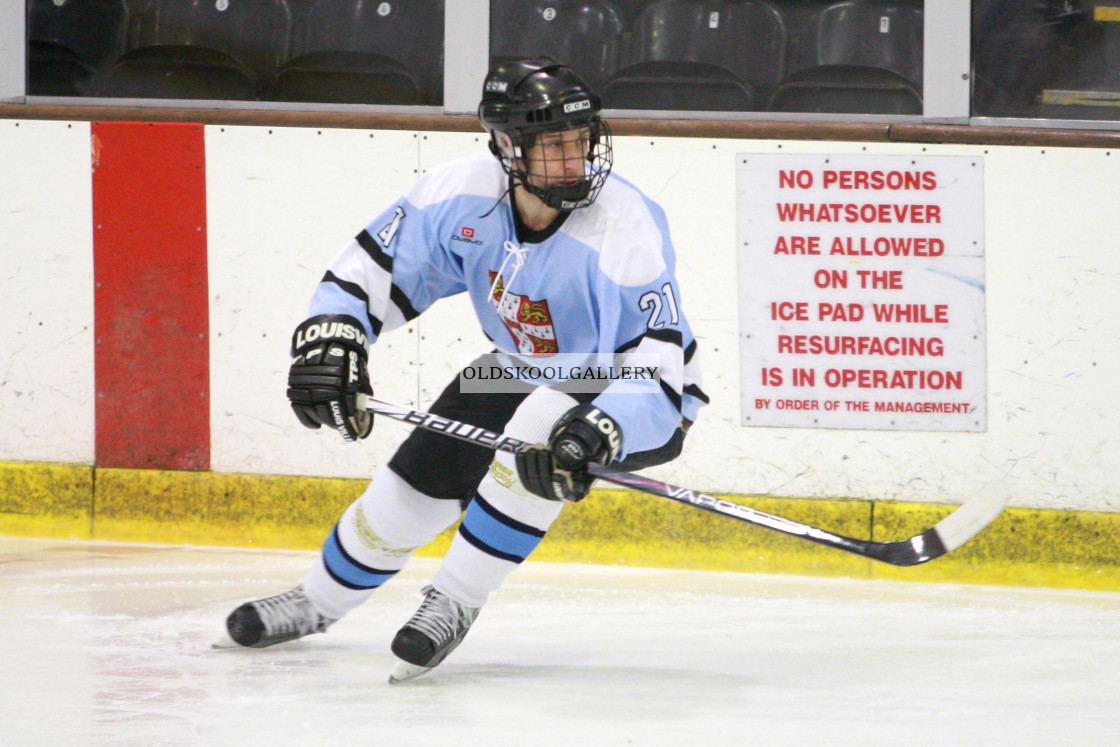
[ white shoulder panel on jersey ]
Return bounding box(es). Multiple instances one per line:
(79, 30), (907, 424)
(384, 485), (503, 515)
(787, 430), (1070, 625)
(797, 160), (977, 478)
(406, 151), (507, 210)
(565, 175), (666, 288)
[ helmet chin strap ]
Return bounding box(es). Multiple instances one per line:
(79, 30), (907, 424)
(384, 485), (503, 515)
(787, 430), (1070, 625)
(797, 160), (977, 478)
(524, 179), (592, 211)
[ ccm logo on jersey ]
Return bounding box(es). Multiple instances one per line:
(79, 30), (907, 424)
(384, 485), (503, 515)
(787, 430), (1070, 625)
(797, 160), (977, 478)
(563, 99), (592, 114)
(294, 321), (368, 349)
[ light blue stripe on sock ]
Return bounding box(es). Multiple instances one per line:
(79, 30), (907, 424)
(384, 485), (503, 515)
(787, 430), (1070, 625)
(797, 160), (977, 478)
(460, 495), (545, 562)
(322, 527), (397, 590)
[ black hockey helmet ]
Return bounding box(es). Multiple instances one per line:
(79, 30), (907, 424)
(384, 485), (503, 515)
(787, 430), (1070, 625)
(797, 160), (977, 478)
(478, 58), (613, 210)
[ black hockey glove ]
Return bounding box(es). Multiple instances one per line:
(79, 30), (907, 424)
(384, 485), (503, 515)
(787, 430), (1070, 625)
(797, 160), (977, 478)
(515, 403), (623, 503)
(287, 314), (373, 442)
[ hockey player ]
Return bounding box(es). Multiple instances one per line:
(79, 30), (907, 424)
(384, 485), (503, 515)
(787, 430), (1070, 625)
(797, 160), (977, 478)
(222, 58), (707, 682)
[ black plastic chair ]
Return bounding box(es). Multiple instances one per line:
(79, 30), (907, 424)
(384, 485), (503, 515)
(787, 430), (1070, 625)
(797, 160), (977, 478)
(93, 0), (293, 100)
(768, 0), (923, 114)
(490, 0), (624, 90)
(26, 0), (129, 96)
(270, 51), (422, 105)
(97, 45), (260, 101)
(768, 64), (921, 114)
(602, 61), (755, 110)
(269, 0), (444, 105)
(603, 0), (787, 112)
(814, 0), (924, 87)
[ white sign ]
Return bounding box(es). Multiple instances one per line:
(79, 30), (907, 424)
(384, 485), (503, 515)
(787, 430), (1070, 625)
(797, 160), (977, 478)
(736, 153), (986, 431)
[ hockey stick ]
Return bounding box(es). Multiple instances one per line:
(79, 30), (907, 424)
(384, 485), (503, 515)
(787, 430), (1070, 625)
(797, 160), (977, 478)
(357, 394), (1007, 566)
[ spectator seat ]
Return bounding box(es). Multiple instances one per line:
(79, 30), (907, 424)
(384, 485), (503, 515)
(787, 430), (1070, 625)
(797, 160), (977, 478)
(768, 0), (923, 114)
(603, 0), (787, 111)
(814, 0), (924, 87)
(269, 0), (444, 105)
(26, 0), (129, 96)
(768, 64), (921, 113)
(93, 0), (293, 100)
(490, 0), (624, 90)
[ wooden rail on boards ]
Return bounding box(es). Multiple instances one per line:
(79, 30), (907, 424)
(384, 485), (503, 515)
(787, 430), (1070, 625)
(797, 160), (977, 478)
(6, 104), (1120, 149)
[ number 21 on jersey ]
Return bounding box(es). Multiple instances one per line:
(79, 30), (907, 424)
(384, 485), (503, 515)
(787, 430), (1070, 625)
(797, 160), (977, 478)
(639, 283), (680, 330)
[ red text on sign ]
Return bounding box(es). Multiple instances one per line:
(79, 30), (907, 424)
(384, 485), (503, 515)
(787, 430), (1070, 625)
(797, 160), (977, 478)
(776, 203), (942, 224)
(818, 302), (863, 321)
(830, 236), (945, 257)
(771, 302), (809, 321)
(821, 170), (937, 190)
(774, 235), (821, 254)
(872, 303), (949, 323)
(857, 270), (903, 289)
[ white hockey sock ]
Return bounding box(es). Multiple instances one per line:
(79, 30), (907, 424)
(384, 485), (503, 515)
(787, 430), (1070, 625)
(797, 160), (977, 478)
(433, 481), (564, 608)
(302, 467), (463, 621)
(432, 388), (576, 608)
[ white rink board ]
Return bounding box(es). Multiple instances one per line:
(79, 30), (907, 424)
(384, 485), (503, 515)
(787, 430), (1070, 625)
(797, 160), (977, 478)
(0, 120), (94, 464)
(204, 126), (424, 477)
(736, 153), (986, 431)
(0, 123), (1117, 512)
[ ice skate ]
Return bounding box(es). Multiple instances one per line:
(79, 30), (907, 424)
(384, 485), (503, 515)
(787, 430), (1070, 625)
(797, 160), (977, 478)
(389, 585), (480, 683)
(218, 584), (336, 649)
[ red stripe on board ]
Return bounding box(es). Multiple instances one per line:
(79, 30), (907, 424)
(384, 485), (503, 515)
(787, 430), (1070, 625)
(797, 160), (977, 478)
(92, 122), (209, 469)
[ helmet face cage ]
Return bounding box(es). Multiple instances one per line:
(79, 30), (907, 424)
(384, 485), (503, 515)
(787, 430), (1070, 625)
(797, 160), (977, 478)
(479, 60), (614, 210)
(502, 119), (613, 211)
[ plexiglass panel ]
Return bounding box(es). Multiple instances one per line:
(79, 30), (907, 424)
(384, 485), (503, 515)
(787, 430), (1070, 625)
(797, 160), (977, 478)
(25, 0), (446, 106)
(972, 0), (1120, 121)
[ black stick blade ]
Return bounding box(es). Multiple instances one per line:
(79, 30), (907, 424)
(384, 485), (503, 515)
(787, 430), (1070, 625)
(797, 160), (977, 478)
(863, 481), (1009, 565)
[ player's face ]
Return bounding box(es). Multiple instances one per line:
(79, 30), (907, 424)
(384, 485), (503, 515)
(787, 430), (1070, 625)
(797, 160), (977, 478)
(523, 127), (591, 190)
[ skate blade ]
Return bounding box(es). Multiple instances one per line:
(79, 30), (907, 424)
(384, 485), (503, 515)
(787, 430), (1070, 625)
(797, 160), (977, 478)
(211, 634), (242, 650)
(388, 658), (432, 684)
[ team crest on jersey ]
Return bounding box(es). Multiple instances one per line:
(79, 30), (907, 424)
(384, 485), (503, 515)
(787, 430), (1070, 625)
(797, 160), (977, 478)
(489, 273), (558, 355)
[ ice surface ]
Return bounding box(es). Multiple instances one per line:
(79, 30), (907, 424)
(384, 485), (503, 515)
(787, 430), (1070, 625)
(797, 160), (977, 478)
(2, 536), (1118, 746)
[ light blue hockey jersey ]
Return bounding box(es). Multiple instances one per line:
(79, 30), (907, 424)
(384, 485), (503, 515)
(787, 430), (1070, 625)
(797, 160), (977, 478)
(307, 151), (706, 459)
